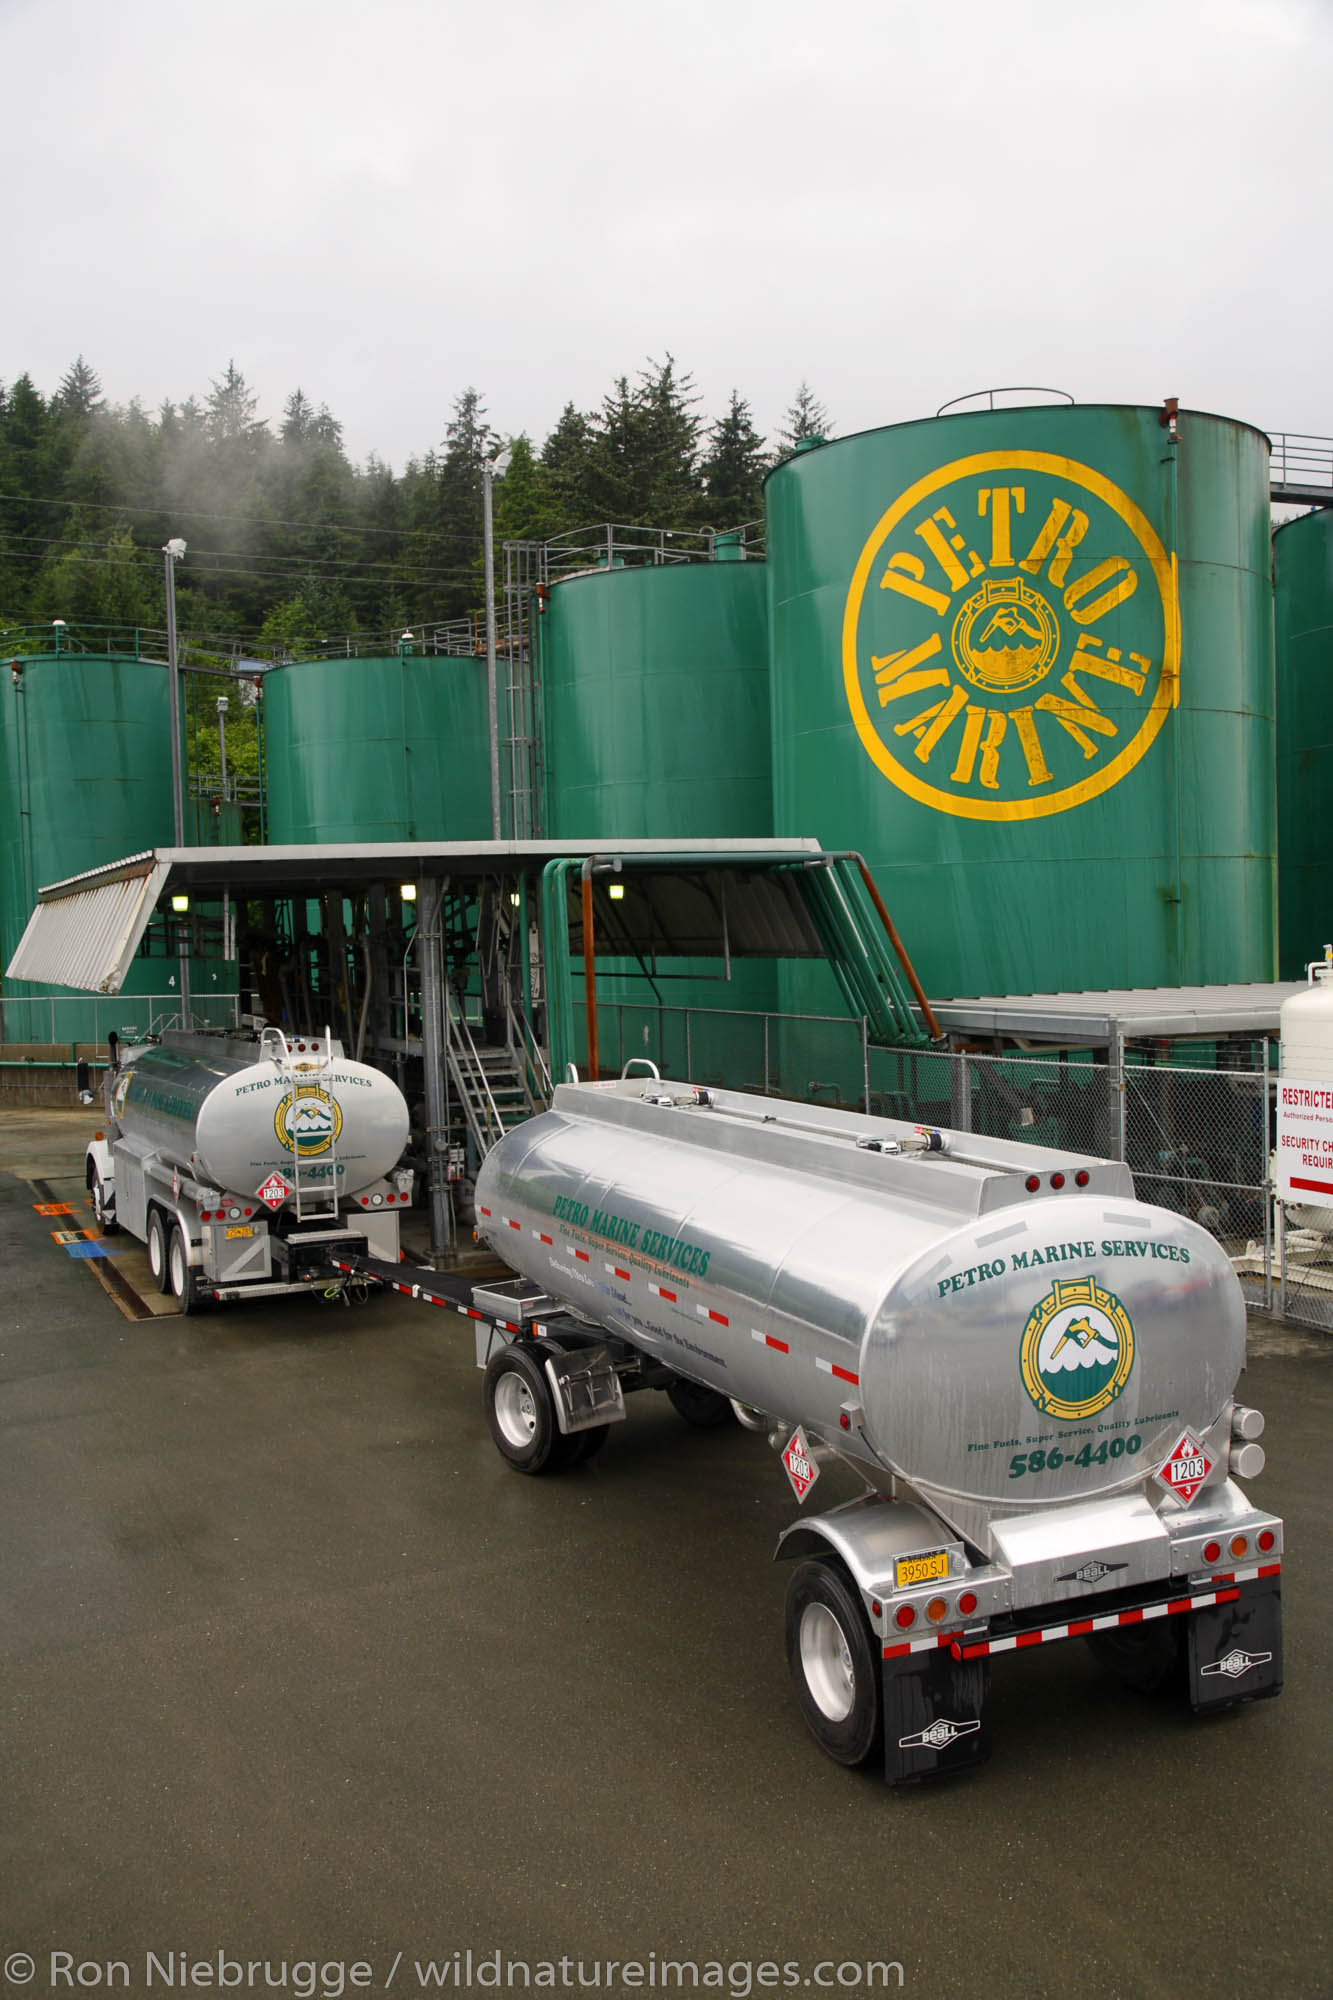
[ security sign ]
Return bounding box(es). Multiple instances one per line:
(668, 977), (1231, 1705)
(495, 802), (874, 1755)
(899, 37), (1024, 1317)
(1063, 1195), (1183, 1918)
(1155, 1427), (1212, 1506)
(782, 1426), (820, 1504)
(256, 1172), (292, 1212)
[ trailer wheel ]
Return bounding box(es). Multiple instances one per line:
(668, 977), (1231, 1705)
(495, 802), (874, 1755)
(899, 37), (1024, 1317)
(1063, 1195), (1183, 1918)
(146, 1208), (172, 1293)
(484, 1343), (569, 1474)
(168, 1224), (205, 1316)
(666, 1378), (735, 1429)
(90, 1169), (119, 1235)
(785, 1559), (883, 1768)
(566, 1423), (610, 1465)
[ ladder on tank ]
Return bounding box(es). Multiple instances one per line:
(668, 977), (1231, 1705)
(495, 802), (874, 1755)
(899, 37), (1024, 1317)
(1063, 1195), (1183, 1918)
(264, 1026), (343, 1223)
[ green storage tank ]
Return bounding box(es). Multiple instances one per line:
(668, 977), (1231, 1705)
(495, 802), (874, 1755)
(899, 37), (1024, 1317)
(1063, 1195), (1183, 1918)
(767, 403), (1276, 1000)
(540, 559), (771, 838)
(539, 557), (774, 1079)
(0, 650), (182, 1041)
(1275, 509), (1333, 978)
(262, 651), (491, 843)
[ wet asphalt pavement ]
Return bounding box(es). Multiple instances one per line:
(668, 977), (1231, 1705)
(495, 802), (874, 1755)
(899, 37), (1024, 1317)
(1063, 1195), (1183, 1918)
(1, 1112), (1329, 2000)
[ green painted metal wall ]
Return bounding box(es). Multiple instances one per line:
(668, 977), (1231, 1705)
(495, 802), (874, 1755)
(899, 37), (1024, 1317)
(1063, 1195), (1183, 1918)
(539, 562), (775, 1058)
(263, 653), (491, 843)
(1275, 509), (1333, 978)
(0, 654), (182, 1039)
(767, 404), (1276, 1001)
(540, 562), (772, 839)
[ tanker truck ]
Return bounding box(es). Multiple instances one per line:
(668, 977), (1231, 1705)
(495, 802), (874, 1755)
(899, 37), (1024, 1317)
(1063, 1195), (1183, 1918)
(457, 1071), (1282, 1785)
(86, 1025), (412, 1311)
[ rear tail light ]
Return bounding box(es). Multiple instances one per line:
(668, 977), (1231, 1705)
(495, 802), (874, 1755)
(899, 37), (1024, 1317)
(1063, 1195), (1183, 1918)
(1258, 1530), (1276, 1553)
(1075, 1170), (1090, 1187)
(1050, 1172), (1065, 1189)
(894, 1604), (916, 1629)
(1202, 1541), (1222, 1565)
(958, 1591), (978, 1616)
(926, 1598), (949, 1623)
(1025, 1176), (1040, 1192)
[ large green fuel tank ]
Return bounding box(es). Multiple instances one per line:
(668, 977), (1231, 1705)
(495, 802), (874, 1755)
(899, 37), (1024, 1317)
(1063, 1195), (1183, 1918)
(1275, 509), (1333, 978)
(538, 557), (774, 1075)
(262, 652), (491, 843)
(539, 560), (771, 838)
(767, 405), (1276, 998)
(0, 650), (177, 1040)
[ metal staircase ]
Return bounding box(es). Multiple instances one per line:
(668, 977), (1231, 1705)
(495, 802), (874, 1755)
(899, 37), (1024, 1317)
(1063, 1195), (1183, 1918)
(445, 988), (551, 1159)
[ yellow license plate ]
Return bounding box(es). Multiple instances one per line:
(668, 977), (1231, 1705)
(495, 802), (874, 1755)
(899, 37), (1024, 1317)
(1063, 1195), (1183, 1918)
(225, 1225), (254, 1239)
(895, 1551), (948, 1589)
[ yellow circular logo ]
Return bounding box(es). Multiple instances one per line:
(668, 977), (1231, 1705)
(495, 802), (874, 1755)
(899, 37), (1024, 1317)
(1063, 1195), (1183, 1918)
(274, 1085), (342, 1158)
(1020, 1276), (1135, 1422)
(842, 450), (1180, 821)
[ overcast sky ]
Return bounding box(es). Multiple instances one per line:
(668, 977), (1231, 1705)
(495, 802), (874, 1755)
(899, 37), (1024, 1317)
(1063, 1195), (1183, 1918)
(4, 0), (1331, 469)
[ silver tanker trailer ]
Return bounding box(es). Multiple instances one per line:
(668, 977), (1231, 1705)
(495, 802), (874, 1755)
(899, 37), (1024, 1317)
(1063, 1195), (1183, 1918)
(463, 1072), (1282, 1785)
(87, 1025), (412, 1311)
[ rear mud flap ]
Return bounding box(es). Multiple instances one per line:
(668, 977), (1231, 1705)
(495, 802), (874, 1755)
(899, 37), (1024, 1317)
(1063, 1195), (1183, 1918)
(1188, 1578), (1283, 1713)
(882, 1648), (990, 1786)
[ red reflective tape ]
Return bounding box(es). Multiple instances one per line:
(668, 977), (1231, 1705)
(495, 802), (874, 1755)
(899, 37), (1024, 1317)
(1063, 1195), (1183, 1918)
(479, 1206), (491, 1217)
(575, 1249), (589, 1262)
(1118, 1608), (1144, 1626)
(506, 1218), (521, 1231)
(1259, 1562), (1281, 1578)
(539, 1233), (553, 1245)
(1066, 1618), (1094, 1638)
(768, 1335), (789, 1353)
(500, 1321), (518, 1333)
(1015, 1630), (1044, 1649)
(1210, 1572), (1235, 1585)
(615, 1267), (630, 1281)
(465, 1307), (482, 1320)
(708, 1308), (728, 1325)
(831, 1364), (859, 1385)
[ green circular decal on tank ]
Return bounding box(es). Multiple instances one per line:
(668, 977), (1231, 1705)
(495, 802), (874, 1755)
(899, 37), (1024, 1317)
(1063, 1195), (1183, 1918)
(842, 451), (1180, 821)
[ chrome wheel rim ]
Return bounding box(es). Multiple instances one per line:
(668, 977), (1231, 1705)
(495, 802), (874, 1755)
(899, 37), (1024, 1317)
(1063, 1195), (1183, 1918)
(800, 1602), (856, 1722)
(494, 1371), (538, 1450)
(148, 1222), (163, 1278)
(169, 1236), (184, 1297)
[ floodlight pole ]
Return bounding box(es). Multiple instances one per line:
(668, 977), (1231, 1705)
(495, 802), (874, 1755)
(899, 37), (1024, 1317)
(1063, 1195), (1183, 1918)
(163, 539), (190, 1025)
(482, 448), (511, 840)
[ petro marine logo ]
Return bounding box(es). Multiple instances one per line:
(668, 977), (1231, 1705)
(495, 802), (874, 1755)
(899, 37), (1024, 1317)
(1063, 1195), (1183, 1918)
(1020, 1275), (1135, 1421)
(842, 451), (1180, 821)
(274, 1084), (343, 1158)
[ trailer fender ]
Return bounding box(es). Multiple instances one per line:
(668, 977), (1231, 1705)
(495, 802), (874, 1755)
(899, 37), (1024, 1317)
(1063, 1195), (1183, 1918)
(775, 1494), (963, 1599)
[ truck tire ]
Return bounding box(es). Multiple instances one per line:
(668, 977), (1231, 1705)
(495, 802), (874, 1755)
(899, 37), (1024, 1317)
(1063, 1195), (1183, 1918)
(666, 1378), (735, 1428)
(90, 1169), (119, 1235)
(168, 1223), (205, 1316)
(565, 1423), (610, 1465)
(785, 1559), (883, 1768)
(484, 1342), (573, 1474)
(146, 1208), (172, 1293)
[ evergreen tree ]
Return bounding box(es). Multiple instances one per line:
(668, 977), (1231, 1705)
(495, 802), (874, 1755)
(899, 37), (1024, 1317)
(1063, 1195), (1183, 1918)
(777, 381), (833, 455)
(206, 361), (267, 447)
(56, 356), (103, 417)
(699, 390), (768, 526)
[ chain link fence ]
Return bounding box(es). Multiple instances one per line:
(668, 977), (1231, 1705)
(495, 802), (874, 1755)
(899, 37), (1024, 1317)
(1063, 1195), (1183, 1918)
(592, 1003), (1330, 1328)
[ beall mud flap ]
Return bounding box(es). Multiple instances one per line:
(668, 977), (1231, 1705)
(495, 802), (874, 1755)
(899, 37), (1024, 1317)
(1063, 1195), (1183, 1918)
(1188, 1577), (1283, 1713)
(882, 1647), (990, 1785)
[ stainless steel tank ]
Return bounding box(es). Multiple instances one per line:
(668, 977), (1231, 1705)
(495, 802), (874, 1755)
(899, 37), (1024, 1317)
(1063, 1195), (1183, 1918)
(109, 1029), (409, 1203)
(475, 1078), (1246, 1541)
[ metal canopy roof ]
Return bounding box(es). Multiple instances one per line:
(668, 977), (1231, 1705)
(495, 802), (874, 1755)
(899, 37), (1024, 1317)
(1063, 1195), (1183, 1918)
(923, 982), (1303, 1045)
(6, 839), (829, 995)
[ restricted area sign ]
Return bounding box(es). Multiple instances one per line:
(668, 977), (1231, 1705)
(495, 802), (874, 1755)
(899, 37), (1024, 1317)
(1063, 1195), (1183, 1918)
(256, 1172), (292, 1211)
(782, 1426), (820, 1504)
(1155, 1428), (1212, 1507)
(1276, 1077), (1333, 1207)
